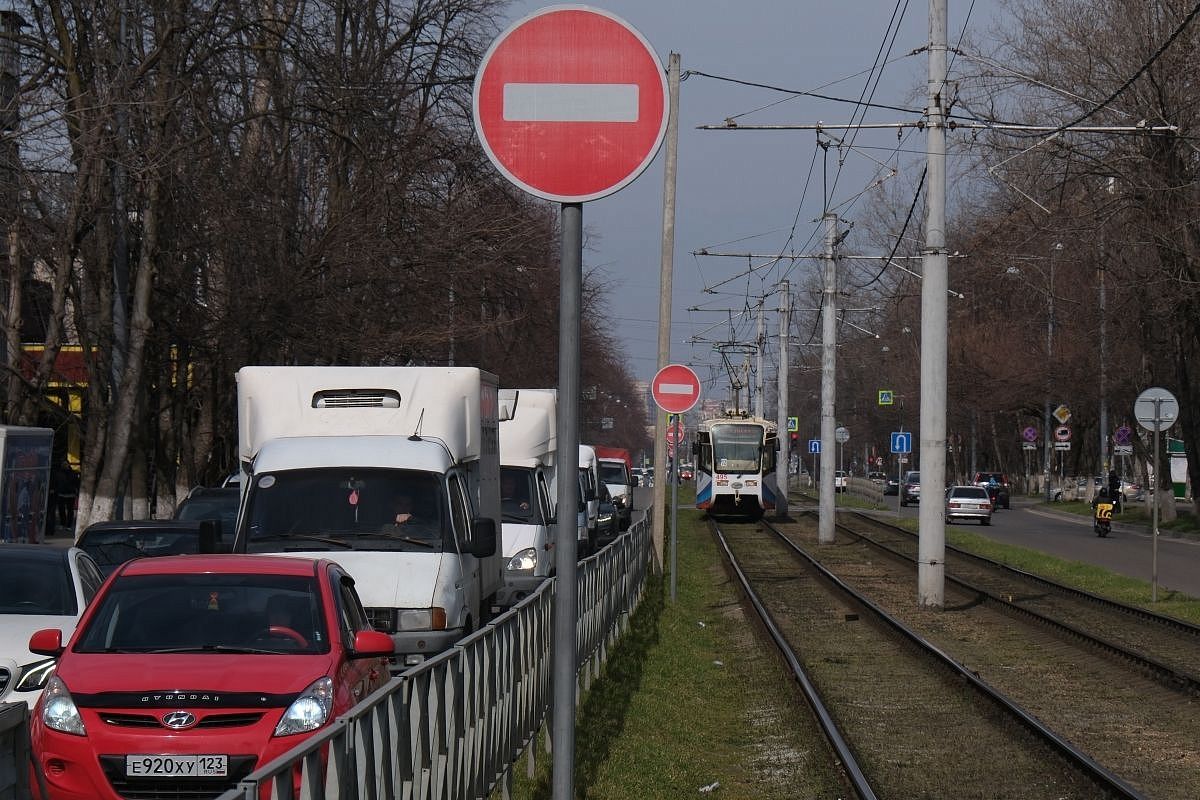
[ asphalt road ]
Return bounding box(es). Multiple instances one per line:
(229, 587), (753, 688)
(884, 495), (1200, 600)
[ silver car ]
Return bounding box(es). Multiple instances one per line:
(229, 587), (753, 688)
(944, 485), (992, 525)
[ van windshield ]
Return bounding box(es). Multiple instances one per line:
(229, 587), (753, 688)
(243, 468), (449, 552)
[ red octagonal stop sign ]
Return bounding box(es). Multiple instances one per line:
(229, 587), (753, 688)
(472, 6), (669, 203)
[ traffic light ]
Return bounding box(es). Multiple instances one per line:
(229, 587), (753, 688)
(790, 432), (799, 447)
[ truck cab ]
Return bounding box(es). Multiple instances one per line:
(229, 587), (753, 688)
(232, 367), (501, 669)
(497, 389), (558, 606)
(578, 445), (600, 555)
(593, 446), (634, 531)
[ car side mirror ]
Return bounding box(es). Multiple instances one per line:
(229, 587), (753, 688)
(470, 517), (497, 557)
(351, 630), (394, 658)
(29, 628), (64, 658)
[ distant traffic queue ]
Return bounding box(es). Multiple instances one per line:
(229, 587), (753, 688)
(694, 414), (779, 519)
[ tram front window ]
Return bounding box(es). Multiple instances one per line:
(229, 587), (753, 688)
(712, 425), (764, 473)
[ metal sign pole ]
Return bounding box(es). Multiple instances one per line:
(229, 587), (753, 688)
(670, 416), (680, 601)
(1152, 400), (1160, 602)
(552, 202), (582, 800)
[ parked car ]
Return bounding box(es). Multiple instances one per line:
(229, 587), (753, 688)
(0, 545), (104, 709)
(900, 471), (921, 506)
(28, 553), (393, 800)
(174, 486), (240, 538)
(595, 482), (620, 548)
(944, 485), (993, 525)
(76, 519), (223, 578)
(972, 472), (1011, 510)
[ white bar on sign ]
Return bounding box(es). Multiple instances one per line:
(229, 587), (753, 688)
(503, 83), (639, 122)
(658, 383), (694, 395)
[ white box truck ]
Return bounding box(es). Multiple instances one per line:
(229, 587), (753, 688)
(497, 389), (557, 606)
(232, 366), (501, 668)
(0, 425), (54, 544)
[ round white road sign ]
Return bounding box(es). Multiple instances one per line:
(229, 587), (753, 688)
(1134, 387), (1179, 432)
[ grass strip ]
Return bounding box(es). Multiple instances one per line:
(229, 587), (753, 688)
(503, 505), (844, 799)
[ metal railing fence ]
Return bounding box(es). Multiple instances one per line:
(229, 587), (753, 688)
(216, 512), (652, 800)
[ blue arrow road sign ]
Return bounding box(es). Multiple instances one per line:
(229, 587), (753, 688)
(808, 439), (821, 454)
(890, 431), (912, 454)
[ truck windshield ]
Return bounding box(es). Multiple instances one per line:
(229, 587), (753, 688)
(242, 468), (448, 551)
(598, 462), (629, 485)
(500, 467), (540, 524)
(712, 424), (764, 473)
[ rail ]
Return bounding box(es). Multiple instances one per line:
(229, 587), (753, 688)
(215, 511), (652, 800)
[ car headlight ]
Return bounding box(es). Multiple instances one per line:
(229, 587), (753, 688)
(15, 658), (56, 693)
(41, 676), (86, 736)
(506, 547), (538, 573)
(274, 677), (334, 737)
(397, 608), (447, 632)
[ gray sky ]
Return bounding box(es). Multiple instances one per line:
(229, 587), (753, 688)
(495, 2), (1005, 391)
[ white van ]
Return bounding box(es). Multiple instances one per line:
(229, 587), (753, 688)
(578, 444), (600, 554)
(233, 366), (501, 668)
(497, 389), (557, 606)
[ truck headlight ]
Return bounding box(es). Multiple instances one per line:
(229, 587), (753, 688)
(274, 677), (333, 736)
(506, 548), (538, 573)
(397, 608), (448, 631)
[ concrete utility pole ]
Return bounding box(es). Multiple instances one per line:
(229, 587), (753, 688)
(917, 0), (948, 609)
(775, 279), (790, 518)
(754, 298), (765, 418)
(818, 213), (838, 543)
(652, 52), (681, 570)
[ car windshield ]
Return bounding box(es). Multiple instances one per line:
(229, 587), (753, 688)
(0, 555), (76, 616)
(712, 423), (764, 473)
(175, 493), (238, 536)
(78, 528), (201, 576)
(243, 468), (448, 551)
(75, 573), (329, 655)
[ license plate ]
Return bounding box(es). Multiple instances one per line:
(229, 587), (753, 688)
(126, 755), (228, 778)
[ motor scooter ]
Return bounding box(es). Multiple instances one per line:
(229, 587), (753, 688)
(1093, 499), (1114, 537)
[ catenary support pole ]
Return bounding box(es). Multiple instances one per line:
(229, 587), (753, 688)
(818, 213), (838, 543)
(775, 280), (790, 518)
(652, 52), (680, 572)
(918, 0), (948, 609)
(552, 202), (582, 800)
(755, 298), (765, 418)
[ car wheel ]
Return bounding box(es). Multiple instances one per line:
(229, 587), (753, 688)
(981, 517), (991, 526)
(900, 499), (907, 507)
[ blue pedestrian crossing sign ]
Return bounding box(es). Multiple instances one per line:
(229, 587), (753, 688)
(878, 389), (894, 406)
(808, 439), (821, 454)
(787, 416), (798, 432)
(890, 431), (912, 454)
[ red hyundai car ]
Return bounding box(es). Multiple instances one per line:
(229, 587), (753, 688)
(28, 554), (393, 799)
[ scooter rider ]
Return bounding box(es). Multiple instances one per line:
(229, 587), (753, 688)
(1092, 487), (1115, 536)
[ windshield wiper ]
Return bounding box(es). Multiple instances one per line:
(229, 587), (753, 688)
(251, 533), (353, 549)
(144, 645), (289, 655)
(349, 531), (438, 548)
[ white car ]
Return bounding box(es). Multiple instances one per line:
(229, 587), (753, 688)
(834, 470), (848, 493)
(0, 545), (104, 708)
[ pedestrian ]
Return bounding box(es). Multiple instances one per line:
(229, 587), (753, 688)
(53, 460), (79, 529)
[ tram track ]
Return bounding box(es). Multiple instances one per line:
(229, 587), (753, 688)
(757, 511), (1200, 799)
(709, 516), (1145, 800)
(839, 510), (1200, 695)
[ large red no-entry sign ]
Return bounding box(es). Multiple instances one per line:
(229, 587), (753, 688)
(652, 364), (701, 414)
(472, 5), (669, 203)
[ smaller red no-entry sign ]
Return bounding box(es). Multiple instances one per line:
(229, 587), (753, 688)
(652, 364), (700, 414)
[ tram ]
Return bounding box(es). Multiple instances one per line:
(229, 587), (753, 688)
(694, 415), (779, 519)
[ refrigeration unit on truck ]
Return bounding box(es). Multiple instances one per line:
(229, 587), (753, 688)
(497, 388), (558, 606)
(232, 366), (501, 668)
(593, 445), (633, 531)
